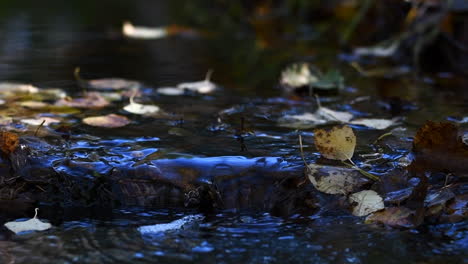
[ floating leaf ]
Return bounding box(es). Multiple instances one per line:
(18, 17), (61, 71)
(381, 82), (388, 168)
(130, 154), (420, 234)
(278, 107), (353, 129)
(0, 82), (39, 94)
(4, 208), (52, 234)
(19, 101), (49, 109)
(83, 114), (130, 128)
(350, 118), (397, 130)
(314, 125), (356, 161)
(74, 67), (140, 91)
(177, 70), (217, 94)
(365, 207), (415, 228)
(157, 87), (185, 96)
(349, 190), (385, 217)
(123, 91), (160, 115)
(123, 21), (167, 39)
(21, 117), (60, 126)
(55, 92), (110, 109)
(280, 63), (316, 88)
(306, 163), (368, 194)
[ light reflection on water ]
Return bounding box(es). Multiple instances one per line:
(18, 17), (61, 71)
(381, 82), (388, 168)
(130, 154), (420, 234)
(2, 210), (466, 264)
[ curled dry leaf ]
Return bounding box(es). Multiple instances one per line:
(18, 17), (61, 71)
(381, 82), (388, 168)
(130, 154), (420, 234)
(123, 21), (167, 39)
(83, 114), (130, 128)
(306, 163), (368, 194)
(314, 125), (356, 161)
(349, 190), (385, 217)
(56, 92), (109, 109)
(0, 131), (19, 155)
(4, 208), (52, 234)
(409, 121), (468, 175)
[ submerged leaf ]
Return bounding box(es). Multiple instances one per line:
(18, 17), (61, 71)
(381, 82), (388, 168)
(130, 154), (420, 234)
(314, 125), (356, 161)
(349, 190), (385, 217)
(365, 207), (415, 228)
(123, 21), (167, 39)
(306, 163), (368, 194)
(83, 114), (130, 128)
(4, 208), (52, 234)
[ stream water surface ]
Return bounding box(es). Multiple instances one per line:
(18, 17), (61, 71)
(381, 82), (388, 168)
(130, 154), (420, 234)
(0, 1), (466, 263)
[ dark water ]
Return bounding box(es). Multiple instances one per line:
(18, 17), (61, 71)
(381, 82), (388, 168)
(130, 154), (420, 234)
(0, 1), (467, 263)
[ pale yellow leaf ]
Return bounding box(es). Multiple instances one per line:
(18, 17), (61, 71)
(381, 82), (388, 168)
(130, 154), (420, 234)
(314, 125), (356, 161)
(349, 190), (385, 217)
(83, 114), (130, 128)
(123, 21), (167, 39)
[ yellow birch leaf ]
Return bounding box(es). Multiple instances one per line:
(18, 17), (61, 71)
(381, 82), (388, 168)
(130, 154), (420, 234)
(314, 125), (356, 161)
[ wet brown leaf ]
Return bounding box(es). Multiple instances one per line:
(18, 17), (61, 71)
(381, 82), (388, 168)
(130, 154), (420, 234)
(0, 131), (19, 155)
(409, 121), (468, 175)
(365, 207), (415, 228)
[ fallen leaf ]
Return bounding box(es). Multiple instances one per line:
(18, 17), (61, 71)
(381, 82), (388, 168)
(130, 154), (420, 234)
(0, 82), (39, 94)
(55, 92), (110, 109)
(4, 208), (52, 234)
(278, 107), (353, 129)
(350, 118), (397, 130)
(316, 107), (353, 123)
(21, 117), (61, 126)
(365, 207), (415, 228)
(157, 87), (185, 96)
(280, 63), (317, 89)
(409, 121), (468, 175)
(278, 112), (327, 129)
(349, 190), (385, 216)
(123, 92), (160, 115)
(19, 101), (49, 109)
(314, 125), (356, 161)
(177, 70), (217, 94)
(74, 67), (140, 91)
(306, 163), (368, 194)
(83, 114), (130, 128)
(123, 21), (167, 39)
(0, 131), (19, 155)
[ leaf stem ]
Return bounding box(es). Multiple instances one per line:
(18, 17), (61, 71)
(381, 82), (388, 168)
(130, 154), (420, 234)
(343, 159), (380, 181)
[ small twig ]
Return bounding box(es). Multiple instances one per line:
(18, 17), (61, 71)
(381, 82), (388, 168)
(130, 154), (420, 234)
(343, 159), (380, 181)
(298, 134), (312, 172)
(373, 132), (393, 145)
(34, 120), (46, 137)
